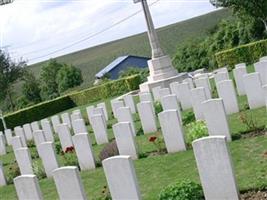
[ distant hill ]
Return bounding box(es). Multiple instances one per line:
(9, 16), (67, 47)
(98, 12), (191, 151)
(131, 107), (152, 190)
(29, 9), (230, 88)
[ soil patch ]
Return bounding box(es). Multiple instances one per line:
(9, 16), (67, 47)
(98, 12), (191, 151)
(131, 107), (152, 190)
(241, 190), (267, 200)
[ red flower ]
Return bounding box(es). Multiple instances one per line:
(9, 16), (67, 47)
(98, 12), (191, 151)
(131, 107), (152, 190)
(65, 146), (75, 153)
(149, 136), (157, 142)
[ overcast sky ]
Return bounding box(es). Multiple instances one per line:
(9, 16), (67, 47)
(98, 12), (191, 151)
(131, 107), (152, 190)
(0, 0), (216, 64)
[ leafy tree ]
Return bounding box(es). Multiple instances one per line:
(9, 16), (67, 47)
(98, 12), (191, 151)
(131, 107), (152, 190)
(56, 64), (83, 93)
(0, 50), (25, 111)
(21, 71), (41, 103)
(119, 67), (149, 83)
(211, 0), (267, 31)
(40, 59), (63, 100)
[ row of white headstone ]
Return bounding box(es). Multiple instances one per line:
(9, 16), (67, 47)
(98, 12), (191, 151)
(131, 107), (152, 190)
(10, 135), (240, 200)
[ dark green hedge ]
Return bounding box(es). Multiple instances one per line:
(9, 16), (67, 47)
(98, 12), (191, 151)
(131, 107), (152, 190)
(0, 75), (141, 131)
(215, 39), (267, 70)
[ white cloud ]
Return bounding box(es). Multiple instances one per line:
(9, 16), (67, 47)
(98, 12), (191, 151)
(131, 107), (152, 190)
(0, 0), (216, 64)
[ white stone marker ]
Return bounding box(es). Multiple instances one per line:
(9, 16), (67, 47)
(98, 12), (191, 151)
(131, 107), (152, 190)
(0, 163), (6, 186)
(4, 129), (12, 145)
(159, 88), (171, 99)
(14, 148), (33, 175)
(57, 124), (73, 151)
(11, 136), (23, 150)
(40, 120), (54, 142)
(14, 127), (27, 147)
(194, 77), (212, 99)
(53, 166), (87, 200)
(61, 112), (72, 128)
(263, 85), (267, 108)
(191, 87), (207, 120)
(33, 130), (47, 147)
(139, 92), (153, 102)
(161, 94), (182, 123)
(254, 61), (267, 85)
(170, 82), (192, 110)
(90, 114), (109, 145)
(123, 94), (136, 114)
(92, 107), (107, 127)
(214, 71), (229, 85)
(23, 124), (33, 141)
(72, 133), (96, 170)
(260, 56), (267, 61)
(51, 115), (61, 133)
(202, 99), (231, 141)
(72, 119), (87, 135)
(152, 86), (161, 101)
(111, 100), (125, 118)
(117, 107), (136, 136)
(193, 136), (239, 200)
(158, 110), (186, 153)
(243, 72), (265, 109)
(39, 142), (59, 178)
(86, 105), (94, 124)
(97, 102), (109, 121)
(183, 77), (194, 89)
(71, 112), (82, 124)
(113, 122), (138, 159)
(31, 121), (40, 132)
(233, 65), (247, 95)
(14, 175), (43, 200)
(217, 80), (239, 115)
(137, 101), (157, 134)
(103, 156), (141, 200)
(0, 134), (6, 155)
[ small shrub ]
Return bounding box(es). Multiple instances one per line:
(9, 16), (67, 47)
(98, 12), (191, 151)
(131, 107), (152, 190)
(136, 127), (144, 136)
(32, 161), (46, 179)
(239, 112), (258, 132)
(182, 111), (195, 125)
(99, 140), (119, 162)
(6, 161), (20, 184)
(154, 101), (163, 114)
(26, 140), (35, 148)
(186, 121), (208, 145)
(148, 133), (165, 154)
(62, 146), (79, 167)
(55, 141), (62, 154)
(159, 180), (204, 200)
(31, 147), (39, 159)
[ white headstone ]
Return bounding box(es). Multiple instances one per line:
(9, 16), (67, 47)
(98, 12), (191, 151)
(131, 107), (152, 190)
(51, 115), (61, 133)
(72, 133), (96, 170)
(116, 107), (136, 136)
(39, 142), (59, 178)
(111, 100), (125, 118)
(61, 113), (72, 128)
(4, 129), (12, 145)
(158, 88), (171, 99)
(139, 92), (153, 102)
(33, 130), (46, 147)
(233, 65), (247, 95)
(86, 105), (94, 124)
(72, 119), (87, 135)
(22, 124), (33, 141)
(194, 77), (212, 99)
(113, 122), (138, 159)
(235, 63), (246, 68)
(243, 72), (265, 109)
(14, 127), (27, 147)
(57, 124), (73, 151)
(193, 136), (239, 200)
(71, 112), (82, 124)
(31, 121), (40, 133)
(202, 99), (231, 141)
(72, 109), (82, 118)
(217, 80), (239, 115)
(152, 86), (161, 101)
(260, 56), (267, 61)
(254, 61), (267, 85)
(11, 136), (23, 151)
(137, 101), (157, 134)
(183, 77), (194, 89)
(170, 82), (192, 110)
(161, 94), (182, 123)
(123, 94), (136, 114)
(158, 110), (186, 153)
(214, 71), (229, 85)
(0, 134), (6, 155)
(14, 147), (33, 175)
(14, 175), (43, 200)
(40, 120), (54, 142)
(191, 87), (207, 120)
(97, 102), (109, 121)
(263, 85), (267, 108)
(0, 163), (6, 186)
(92, 107), (107, 127)
(90, 114), (109, 145)
(103, 156), (141, 200)
(53, 166), (87, 200)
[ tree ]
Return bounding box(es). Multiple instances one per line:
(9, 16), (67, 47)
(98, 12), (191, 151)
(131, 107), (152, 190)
(21, 71), (41, 103)
(56, 64), (83, 93)
(211, 0), (267, 31)
(40, 59), (63, 100)
(0, 50), (25, 110)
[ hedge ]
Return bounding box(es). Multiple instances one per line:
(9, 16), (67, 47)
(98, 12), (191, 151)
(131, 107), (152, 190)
(215, 39), (267, 70)
(0, 75), (141, 131)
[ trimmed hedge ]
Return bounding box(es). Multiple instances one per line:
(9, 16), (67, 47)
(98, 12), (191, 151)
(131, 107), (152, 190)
(215, 39), (267, 69)
(0, 75), (141, 131)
